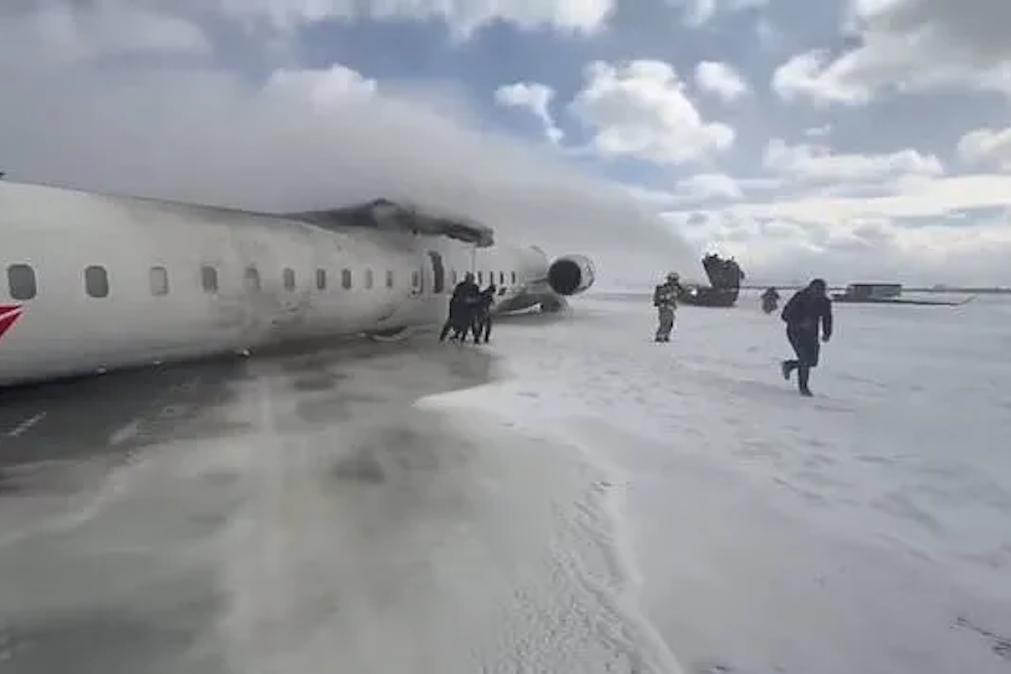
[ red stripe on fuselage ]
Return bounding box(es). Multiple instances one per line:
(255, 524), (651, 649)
(0, 305), (23, 342)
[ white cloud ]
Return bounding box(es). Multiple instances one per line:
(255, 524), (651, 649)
(681, 0), (717, 26)
(626, 173), (743, 209)
(98, 7), (211, 56)
(266, 64), (377, 107)
(569, 60), (735, 165)
(215, 0), (614, 37)
(1, 2), (211, 62)
(7, 1), (1009, 288)
(626, 172), (788, 210)
(494, 82), (564, 144)
(0, 52), (697, 287)
(705, 174), (1011, 227)
(695, 61), (749, 102)
(764, 139), (944, 184)
(772, 0), (1011, 105)
(772, 50), (871, 105)
(804, 124), (832, 139)
(663, 183), (1011, 285)
(958, 126), (1011, 171)
(624, 185), (685, 208)
(676, 173), (744, 201)
(667, 0), (768, 27)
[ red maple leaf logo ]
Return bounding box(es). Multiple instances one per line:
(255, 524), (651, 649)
(0, 304), (23, 342)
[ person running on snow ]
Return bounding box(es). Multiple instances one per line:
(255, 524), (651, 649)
(780, 278), (833, 397)
(653, 272), (682, 342)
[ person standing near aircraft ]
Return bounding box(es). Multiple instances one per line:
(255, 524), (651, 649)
(440, 272), (479, 342)
(653, 272), (682, 342)
(472, 284), (496, 344)
(780, 279), (833, 397)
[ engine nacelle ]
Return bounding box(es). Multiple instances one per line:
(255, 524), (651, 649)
(548, 255), (595, 296)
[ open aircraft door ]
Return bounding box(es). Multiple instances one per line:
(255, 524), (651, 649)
(428, 251), (446, 295)
(410, 250), (446, 297)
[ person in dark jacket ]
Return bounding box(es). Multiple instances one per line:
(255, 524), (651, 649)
(761, 287), (781, 314)
(780, 279), (833, 396)
(471, 284), (496, 344)
(440, 272), (479, 342)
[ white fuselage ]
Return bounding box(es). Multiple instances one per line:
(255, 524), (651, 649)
(0, 182), (558, 386)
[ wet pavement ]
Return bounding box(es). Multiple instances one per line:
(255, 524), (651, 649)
(0, 336), (496, 674)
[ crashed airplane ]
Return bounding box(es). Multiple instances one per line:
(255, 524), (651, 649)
(0, 181), (594, 386)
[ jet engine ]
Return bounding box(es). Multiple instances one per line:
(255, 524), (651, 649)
(547, 255), (595, 296)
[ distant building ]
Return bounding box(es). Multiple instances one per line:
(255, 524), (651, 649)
(834, 283), (902, 301)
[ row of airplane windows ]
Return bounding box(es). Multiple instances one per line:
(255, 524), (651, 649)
(4, 264), (518, 301)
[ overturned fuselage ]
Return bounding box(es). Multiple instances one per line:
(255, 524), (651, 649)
(0, 182), (594, 386)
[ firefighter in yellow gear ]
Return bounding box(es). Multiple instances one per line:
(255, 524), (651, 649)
(653, 272), (681, 342)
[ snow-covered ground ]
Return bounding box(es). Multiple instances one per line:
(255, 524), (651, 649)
(0, 336), (672, 673)
(1, 292), (1009, 673)
(435, 291), (1011, 673)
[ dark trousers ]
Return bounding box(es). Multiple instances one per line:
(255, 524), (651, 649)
(440, 302), (472, 342)
(440, 318), (470, 341)
(472, 312), (491, 343)
(785, 327), (819, 392)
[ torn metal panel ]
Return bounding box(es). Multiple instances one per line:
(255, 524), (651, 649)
(288, 199), (495, 248)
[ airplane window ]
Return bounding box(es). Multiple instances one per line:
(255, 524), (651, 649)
(499, 272), (505, 286)
(283, 268), (296, 292)
(412, 271), (420, 288)
(365, 269), (374, 289)
(7, 264), (36, 300)
(386, 270), (394, 288)
(85, 265), (109, 298)
(150, 266), (169, 296)
(316, 269), (327, 290)
(511, 271), (517, 284)
(244, 266), (260, 292)
(202, 266), (218, 293)
(342, 269), (352, 290)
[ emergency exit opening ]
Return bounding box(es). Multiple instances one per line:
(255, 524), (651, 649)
(428, 251), (445, 294)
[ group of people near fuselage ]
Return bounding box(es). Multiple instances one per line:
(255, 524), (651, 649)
(654, 274), (833, 397)
(439, 272), (496, 344)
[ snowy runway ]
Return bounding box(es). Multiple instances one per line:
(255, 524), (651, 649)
(451, 292), (1011, 673)
(1, 293), (1009, 673)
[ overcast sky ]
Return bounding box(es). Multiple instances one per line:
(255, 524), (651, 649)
(2, 0), (1010, 286)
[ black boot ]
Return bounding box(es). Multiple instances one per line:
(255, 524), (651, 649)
(798, 366), (813, 396)
(781, 360), (797, 381)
